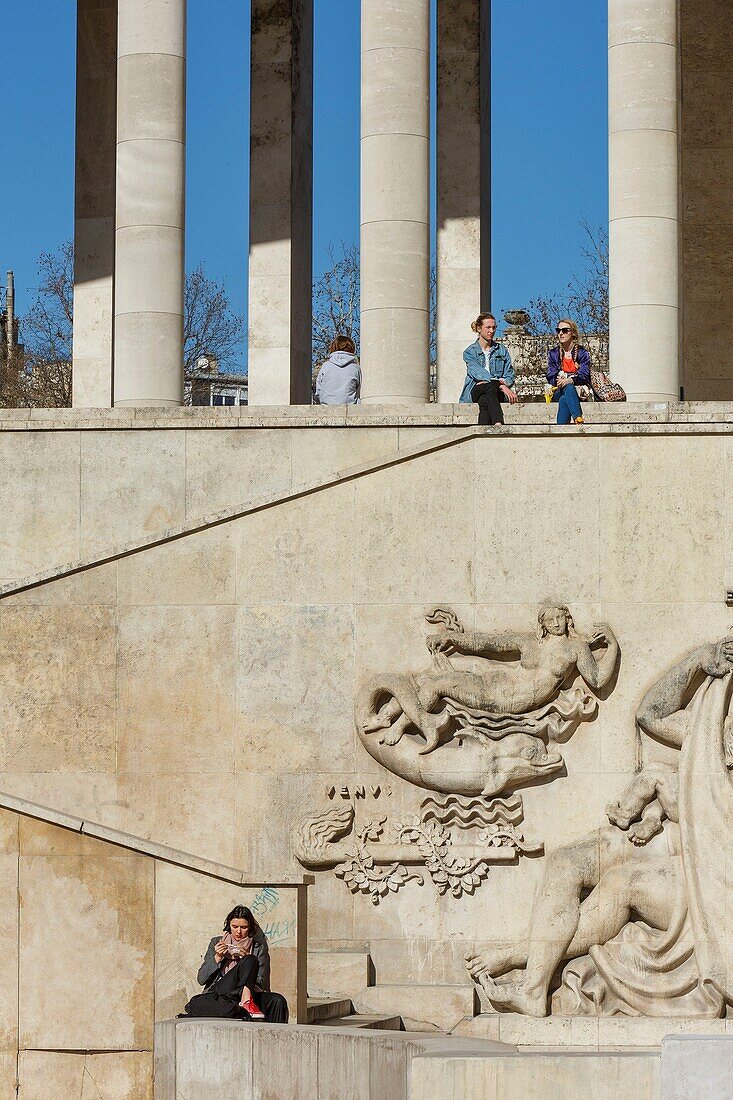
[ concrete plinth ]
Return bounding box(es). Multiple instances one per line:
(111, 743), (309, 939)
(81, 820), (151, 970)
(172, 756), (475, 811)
(360, 0), (430, 403)
(154, 1019), (510, 1100)
(661, 1037), (733, 1100)
(113, 0), (186, 407)
(154, 1019), (667, 1099)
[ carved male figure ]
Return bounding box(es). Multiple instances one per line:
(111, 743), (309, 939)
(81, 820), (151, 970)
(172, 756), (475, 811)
(605, 762), (678, 846)
(466, 636), (733, 1017)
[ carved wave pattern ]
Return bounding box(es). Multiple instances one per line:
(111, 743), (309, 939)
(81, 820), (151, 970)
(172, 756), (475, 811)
(420, 792), (524, 829)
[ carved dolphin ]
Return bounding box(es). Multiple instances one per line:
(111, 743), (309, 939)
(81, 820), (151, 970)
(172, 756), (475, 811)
(355, 722), (563, 798)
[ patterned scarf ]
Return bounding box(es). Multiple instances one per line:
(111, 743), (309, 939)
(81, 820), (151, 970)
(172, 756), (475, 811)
(220, 932), (253, 976)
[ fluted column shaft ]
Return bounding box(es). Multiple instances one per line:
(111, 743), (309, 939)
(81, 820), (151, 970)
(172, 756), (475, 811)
(360, 0), (430, 403)
(114, 0), (186, 407)
(73, 0), (117, 408)
(609, 0), (679, 402)
(436, 0), (490, 404)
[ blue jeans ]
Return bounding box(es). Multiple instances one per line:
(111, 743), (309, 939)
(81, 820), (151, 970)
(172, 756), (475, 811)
(552, 383), (582, 424)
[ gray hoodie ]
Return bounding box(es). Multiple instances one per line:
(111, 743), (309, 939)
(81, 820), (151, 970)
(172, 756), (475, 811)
(314, 351), (361, 405)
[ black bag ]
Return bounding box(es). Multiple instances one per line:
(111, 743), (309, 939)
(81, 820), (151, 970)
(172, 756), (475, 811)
(183, 991), (248, 1019)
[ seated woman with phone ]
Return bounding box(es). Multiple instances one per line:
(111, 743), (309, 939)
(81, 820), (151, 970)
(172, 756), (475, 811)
(184, 904), (289, 1022)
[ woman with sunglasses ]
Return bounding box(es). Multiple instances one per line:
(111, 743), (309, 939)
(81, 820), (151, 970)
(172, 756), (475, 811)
(546, 319), (591, 425)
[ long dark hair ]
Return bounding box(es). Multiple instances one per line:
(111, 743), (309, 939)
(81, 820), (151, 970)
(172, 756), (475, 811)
(223, 905), (261, 936)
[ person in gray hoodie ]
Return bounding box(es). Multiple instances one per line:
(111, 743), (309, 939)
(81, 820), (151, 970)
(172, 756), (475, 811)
(314, 335), (361, 404)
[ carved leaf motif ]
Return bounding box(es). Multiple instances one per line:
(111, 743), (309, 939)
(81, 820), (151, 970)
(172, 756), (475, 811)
(334, 840), (422, 905)
(359, 818), (387, 844)
(395, 818), (492, 899)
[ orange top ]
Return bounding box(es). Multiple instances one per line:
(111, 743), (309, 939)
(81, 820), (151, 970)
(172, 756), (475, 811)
(562, 353), (577, 375)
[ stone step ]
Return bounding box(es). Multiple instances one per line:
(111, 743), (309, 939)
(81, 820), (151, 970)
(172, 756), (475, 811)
(306, 997), (354, 1024)
(320, 1013), (404, 1031)
(307, 949), (374, 997)
(352, 984), (478, 1032)
(454, 1012), (731, 1050)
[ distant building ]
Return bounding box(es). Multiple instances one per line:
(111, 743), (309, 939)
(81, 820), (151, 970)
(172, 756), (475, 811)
(0, 271), (22, 385)
(185, 352), (248, 407)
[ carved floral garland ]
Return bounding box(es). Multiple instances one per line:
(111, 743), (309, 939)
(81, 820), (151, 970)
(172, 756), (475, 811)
(297, 795), (542, 905)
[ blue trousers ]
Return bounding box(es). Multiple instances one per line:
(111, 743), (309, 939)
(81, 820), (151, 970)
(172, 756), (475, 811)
(552, 383), (582, 424)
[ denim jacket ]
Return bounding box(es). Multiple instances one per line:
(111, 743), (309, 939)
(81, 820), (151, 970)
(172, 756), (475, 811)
(459, 340), (515, 403)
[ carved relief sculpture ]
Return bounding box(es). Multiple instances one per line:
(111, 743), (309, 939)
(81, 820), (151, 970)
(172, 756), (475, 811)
(467, 637), (733, 1018)
(355, 605), (619, 797)
(295, 794), (542, 905)
(295, 604), (620, 904)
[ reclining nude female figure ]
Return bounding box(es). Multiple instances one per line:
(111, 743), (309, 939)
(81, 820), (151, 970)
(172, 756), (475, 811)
(361, 605), (619, 754)
(466, 637), (733, 1017)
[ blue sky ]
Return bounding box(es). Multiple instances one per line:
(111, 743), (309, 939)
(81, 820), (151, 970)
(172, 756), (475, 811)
(4, 1), (607, 367)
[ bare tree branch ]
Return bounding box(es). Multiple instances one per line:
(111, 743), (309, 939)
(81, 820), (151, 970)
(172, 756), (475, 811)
(312, 241), (438, 399)
(522, 221), (609, 380)
(183, 261), (245, 376)
(1, 243), (245, 408)
(312, 241), (361, 385)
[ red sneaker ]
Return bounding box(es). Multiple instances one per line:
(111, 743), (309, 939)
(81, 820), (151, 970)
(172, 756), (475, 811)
(241, 997), (264, 1020)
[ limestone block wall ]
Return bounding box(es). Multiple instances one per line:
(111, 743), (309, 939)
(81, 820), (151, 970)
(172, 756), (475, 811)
(0, 412), (731, 991)
(0, 801), (302, 1096)
(679, 0), (733, 399)
(0, 409), (436, 589)
(0, 813), (153, 1095)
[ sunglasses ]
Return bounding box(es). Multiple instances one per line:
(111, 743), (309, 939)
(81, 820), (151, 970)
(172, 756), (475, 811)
(556, 327), (571, 334)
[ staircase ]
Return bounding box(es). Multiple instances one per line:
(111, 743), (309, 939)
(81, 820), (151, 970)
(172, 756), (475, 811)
(306, 948), (479, 1033)
(306, 995), (402, 1031)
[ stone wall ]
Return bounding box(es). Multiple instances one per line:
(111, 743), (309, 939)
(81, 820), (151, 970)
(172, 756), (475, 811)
(0, 409), (730, 999)
(0, 797), (304, 1097)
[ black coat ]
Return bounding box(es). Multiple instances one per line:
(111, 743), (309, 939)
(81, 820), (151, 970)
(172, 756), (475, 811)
(197, 930), (271, 992)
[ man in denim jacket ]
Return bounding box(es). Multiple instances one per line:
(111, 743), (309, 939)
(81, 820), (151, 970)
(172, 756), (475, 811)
(459, 314), (517, 425)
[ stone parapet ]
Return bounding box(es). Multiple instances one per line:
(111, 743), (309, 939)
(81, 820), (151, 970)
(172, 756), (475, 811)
(155, 1019), (512, 1100)
(0, 788), (313, 888)
(456, 1013), (733, 1050)
(1, 401), (733, 431)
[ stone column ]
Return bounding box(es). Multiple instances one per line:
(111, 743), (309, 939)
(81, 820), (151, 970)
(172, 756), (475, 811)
(248, 0), (313, 406)
(114, 0), (186, 407)
(360, 0), (430, 404)
(72, 0), (117, 408)
(609, 0), (679, 402)
(436, 0), (490, 404)
(679, 0), (733, 400)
